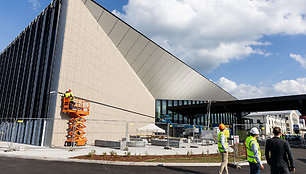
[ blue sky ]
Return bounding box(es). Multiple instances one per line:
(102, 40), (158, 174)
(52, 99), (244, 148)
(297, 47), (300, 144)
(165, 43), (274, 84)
(1, 0), (306, 99)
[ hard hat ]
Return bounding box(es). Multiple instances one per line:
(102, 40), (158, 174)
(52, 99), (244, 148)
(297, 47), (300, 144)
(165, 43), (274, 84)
(66, 89), (71, 92)
(219, 123), (225, 130)
(250, 127), (259, 134)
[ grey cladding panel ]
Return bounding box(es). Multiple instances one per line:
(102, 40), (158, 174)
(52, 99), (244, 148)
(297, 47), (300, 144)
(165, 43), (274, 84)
(81, 0), (87, 3)
(98, 11), (117, 35)
(184, 76), (205, 99)
(156, 63), (188, 98)
(85, 0), (104, 20)
(191, 80), (213, 99)
(137, 47), (164, 79)
(132, 42), (157, 73)
(108, 20), (129, 46)
(142, 53), (171, 85)
(165, 69), (194, 99)
(147, 54), (174, 91)
(150, 60), (181, 97)
(124, 35), (149, 64)
(117, 29), (139, 57)
(82, 0), (236, 101)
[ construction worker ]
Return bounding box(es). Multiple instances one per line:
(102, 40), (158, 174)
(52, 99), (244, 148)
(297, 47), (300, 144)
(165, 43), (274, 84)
(280, 133), (286, 140)
(64, 89), (74, 109)
(246, 127), (264, 174)
(218, 123), (228, 174)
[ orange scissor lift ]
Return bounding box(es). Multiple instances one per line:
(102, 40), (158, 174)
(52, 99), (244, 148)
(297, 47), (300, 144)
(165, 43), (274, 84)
(62, 97), (90, 146)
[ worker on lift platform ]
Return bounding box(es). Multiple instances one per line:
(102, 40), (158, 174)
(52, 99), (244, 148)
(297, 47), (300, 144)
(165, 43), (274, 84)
(64, 89), (74, 109)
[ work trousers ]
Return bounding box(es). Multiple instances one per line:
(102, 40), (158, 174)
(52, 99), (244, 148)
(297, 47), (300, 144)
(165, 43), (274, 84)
(219, 152), (228, 174)
(249, 162), (261, 174)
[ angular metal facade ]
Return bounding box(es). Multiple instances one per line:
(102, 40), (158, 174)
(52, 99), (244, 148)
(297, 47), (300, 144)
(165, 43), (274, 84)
(83, 0), (236, 101)
(0, 0), (61, 146)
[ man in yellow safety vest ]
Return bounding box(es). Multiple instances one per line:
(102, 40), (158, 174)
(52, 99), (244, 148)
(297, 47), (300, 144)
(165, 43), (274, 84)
(280, 133), (285, 140)
(218, 123), (228, 174)
(245, 127), (264, 174)
(64, 89), (74, 109)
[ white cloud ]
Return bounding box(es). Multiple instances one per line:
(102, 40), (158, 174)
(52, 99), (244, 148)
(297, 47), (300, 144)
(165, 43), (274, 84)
(114, 0), (306, 72)
(273, 78), (306, 95)
(28, 0), (40, 11)
(217, 77), (267, 99)
(217, 77), (306, 99)
(290, 53), (306, 68)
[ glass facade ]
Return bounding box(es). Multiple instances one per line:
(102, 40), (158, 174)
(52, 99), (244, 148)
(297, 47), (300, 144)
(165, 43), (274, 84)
(155, 99), (236, 127)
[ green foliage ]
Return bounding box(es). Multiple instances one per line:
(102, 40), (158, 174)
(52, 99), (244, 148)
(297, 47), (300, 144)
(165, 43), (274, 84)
(109, 150), (118, 156)
(87, 149), (96, 158)
(124, 151), (131, 156)
(102, 152), (107, 156)
(187, 150), (193, 155)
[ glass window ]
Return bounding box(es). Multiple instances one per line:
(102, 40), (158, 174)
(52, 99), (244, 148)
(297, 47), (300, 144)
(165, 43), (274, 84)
(162, 100), (167, 115)
(174, 100), (178, 106)
(167, 100), (173, 121)
(156, 100), (161, 121)
(174, 114), (178, 123)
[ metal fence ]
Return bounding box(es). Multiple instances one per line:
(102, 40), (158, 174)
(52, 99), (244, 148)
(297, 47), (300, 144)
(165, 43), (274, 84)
(0, 117), (158, 150)
(0, 117), (57, 149)
(231, 123), (267, 164)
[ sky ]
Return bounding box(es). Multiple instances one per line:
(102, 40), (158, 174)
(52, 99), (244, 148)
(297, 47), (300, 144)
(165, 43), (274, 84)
(1, 0), (306, 99)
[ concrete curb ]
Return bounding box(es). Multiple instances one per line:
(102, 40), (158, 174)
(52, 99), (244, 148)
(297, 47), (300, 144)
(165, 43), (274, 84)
(0, 153), (267, 167)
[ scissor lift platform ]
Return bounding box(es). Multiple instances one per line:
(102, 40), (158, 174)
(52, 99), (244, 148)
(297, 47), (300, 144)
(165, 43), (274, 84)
(62, 97), (89, 146)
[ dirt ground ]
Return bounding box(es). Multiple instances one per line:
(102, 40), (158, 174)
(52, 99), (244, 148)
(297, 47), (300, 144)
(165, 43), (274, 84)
(71, 153), (234, 163)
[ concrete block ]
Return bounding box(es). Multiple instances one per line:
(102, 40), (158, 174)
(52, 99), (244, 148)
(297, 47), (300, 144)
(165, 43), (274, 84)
(151, 139), (181, 148)
(94, 140), (121, 149)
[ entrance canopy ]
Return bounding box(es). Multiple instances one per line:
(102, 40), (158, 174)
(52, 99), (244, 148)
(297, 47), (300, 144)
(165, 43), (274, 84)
(168, 94), (306, 116)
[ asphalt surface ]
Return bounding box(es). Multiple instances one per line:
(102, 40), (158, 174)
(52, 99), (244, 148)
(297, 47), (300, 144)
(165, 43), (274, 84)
(0, 148), (305, 174)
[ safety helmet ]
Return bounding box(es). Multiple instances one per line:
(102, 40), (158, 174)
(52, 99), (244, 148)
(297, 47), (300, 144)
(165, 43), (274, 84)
(219, 123), (225, 130)
(66, 89), (71, 92)
(250, 127), (260, 134)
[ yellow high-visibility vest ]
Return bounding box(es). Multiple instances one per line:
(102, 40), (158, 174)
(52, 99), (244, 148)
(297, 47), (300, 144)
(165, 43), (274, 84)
(245, 136), (261, 163)
(65, 92), (74, 102)
(218, 132), (228, 153)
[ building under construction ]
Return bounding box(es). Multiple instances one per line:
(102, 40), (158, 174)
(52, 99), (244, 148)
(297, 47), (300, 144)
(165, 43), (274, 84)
(0, 0), (238, 147)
